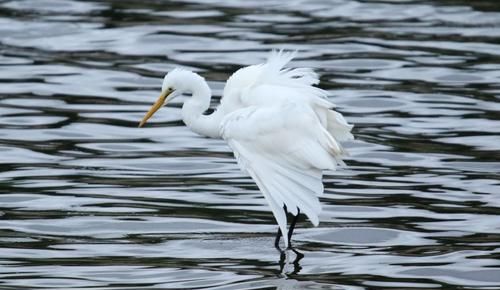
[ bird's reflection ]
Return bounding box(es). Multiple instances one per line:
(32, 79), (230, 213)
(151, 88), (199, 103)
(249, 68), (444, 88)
(278, 247), (304, 275)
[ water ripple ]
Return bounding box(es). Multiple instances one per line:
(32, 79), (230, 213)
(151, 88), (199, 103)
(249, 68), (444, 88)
(1, 0), (499, 289)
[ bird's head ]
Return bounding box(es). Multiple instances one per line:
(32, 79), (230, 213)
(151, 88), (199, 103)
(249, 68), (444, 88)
(138, 68), (195, 127)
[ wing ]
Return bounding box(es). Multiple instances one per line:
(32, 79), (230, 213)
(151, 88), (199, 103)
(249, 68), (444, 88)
(220, 102), (347, 247)
(220, 50), (354, 142)
(220, 50), (327, 112)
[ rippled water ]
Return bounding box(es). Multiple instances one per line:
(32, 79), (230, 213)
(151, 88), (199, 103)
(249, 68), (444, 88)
(1, 0), (500, 289)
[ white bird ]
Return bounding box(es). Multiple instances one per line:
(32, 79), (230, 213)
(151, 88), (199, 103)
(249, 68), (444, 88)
(139, 50), (353, 249)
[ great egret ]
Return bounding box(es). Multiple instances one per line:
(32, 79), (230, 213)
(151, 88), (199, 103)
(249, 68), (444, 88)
(139, 50), (353, 249)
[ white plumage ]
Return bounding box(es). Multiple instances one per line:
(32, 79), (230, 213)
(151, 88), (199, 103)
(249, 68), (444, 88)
(139, 50), (354, 248)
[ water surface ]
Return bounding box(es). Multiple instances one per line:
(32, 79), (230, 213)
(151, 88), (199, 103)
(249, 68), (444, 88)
(1, 0), (499, 289)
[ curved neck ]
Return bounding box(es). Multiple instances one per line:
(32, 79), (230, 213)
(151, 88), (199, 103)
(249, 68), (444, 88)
(181, 73), (223, 139)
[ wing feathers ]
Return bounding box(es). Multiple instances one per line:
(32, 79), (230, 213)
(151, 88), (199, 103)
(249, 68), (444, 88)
(248, 167), (289, 245)
(255, 154), (323, 225)
(222, 102), (352, 245)
(326, 109), (354, 142)
(219, 51), (354, 246)
(232, 146), (323, 248)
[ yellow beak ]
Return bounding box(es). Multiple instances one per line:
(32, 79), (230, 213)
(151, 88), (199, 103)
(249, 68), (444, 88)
(138, 90), (170, 127)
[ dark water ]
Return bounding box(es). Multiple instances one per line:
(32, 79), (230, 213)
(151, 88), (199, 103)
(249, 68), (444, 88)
(1, 0), (500, 289)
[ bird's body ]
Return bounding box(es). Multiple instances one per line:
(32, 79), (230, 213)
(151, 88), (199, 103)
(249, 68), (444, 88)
(139, 51), (353, 248)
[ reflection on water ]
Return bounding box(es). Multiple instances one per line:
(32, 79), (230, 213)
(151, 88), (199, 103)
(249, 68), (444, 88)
(1, 0), (499, 289)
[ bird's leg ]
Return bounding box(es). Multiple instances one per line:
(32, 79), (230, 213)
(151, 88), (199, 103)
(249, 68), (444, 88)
(274, 228), (282, 249)
(274, 205), (288, 250)
(287, 208), (300, 248)
(290, 247), (304, 274)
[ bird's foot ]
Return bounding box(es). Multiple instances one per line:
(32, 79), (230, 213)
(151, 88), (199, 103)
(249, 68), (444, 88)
(278, 247), (304, 275)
